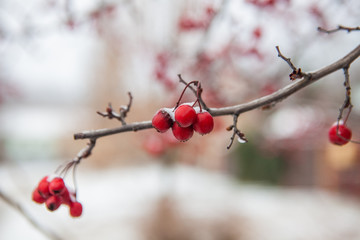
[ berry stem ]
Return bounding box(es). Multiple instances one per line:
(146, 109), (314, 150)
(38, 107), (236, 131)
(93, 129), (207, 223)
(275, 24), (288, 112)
(174, 80), (199, 110)
(192, 99), (202, 112)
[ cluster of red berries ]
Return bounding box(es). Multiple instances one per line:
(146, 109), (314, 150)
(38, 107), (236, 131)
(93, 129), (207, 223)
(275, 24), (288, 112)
(152, 103), (214, 142)
(32, 175), (82, 218)
(328, 121), (352, 146)
(178, 6), (215, 31)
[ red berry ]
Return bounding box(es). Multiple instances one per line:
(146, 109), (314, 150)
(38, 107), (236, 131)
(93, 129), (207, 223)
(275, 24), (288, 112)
(152, 109), (173, 133)
(253, 27), (262, 39)
(143, 134), (166, 156)
(205, 6), (215, 16)
(70, 202), (83, 217)
(178, 18), (197, 30)
(60, 188), (73, 206)
(45, 195), (62, 211)
(175, 105), (196, 127)
(49, 177), (66, 195)
(32, 188), (47, 204)
(328, 122), (352, 145)
(193, 111), (214, 135)
(172, 122), (194, 141)
(37, 176), (51, 198)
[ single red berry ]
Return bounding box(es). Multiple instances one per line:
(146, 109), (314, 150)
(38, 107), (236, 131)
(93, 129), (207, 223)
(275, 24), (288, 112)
(328, 122), (352, 145)
(205, 6), (215, 16)
(60, 187), (73, 206)
(152, 109), (173, 133)
(178, 17), (197, 30)
(70, 202), (83, 217)
(45, 195), (62, 211)
(175, 105), (197, 127)
(37, 176), (51, 198)
(253, 27), (262, 39)
(172, 122), (194, 142)
(193, 111), (214, 135)
(49, 177), (66, 195)
(32, 188), (47, 204)
(143, 134), (166, 156)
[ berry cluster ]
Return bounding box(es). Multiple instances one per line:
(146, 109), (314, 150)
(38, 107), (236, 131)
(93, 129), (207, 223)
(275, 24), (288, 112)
(328, 121), (352, 146)
(152, 104), (214, 142)
(178, 6), (215, 31)
(32, 175), (83, 218)
(152, 80), (214, 142)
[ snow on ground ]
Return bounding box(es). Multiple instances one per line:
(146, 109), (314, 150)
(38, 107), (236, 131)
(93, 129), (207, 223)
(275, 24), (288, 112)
(1, 162), (360, 240)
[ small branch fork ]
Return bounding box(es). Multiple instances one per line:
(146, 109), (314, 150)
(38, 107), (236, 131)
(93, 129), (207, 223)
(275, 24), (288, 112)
(177, 74), (210, 112)
(96, 92), (133, 125)
(56, 94), (134, 194)
(318, 25), (360, 34)
(276, 46), (307, 81)
(226, 114), (248, 149)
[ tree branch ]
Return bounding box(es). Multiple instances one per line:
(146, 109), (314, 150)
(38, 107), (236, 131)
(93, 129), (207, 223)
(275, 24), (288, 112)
(0, 189), (62, 240)
(73, 44), (360, 140)
(211, 44), (360, 116)
(318, 25), (360, 34)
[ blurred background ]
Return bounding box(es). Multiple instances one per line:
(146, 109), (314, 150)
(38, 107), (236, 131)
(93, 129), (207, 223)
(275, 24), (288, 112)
(0, 0), (360, 239)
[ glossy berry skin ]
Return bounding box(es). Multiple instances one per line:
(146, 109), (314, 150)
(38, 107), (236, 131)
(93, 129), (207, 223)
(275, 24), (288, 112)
(37, 176), (51, 198)
(175, 105), (196, 127)
(70, 202), (83, 217)
(49, 177), (66, 195)
(60, 188), (73, 206)
(172, 122), (194, 142)
(32, 188), (47, 204)
(152, 109), (173, 133)
(45, 195), (62, 211)
(328, 122), (352, 145)
(193, 111), (214, 135)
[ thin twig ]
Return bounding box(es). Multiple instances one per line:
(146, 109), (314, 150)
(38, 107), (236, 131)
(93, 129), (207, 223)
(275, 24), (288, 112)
(0, 189), (62, 240)
(73, 44), (360, 145)
(96, 92), (133, 125)
(337, 67), (352, 123)
(212, 44), (360, 116)
(226, 114), (247, 149)
(318, 25), (360, 34)
(276, 46), (306, 80)
(56, 138), (96, 194)
(335, 67), (360, 144)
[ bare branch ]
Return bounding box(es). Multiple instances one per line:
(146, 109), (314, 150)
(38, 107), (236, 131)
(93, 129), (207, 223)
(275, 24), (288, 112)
(226, 114), (247, 149)
(335, 67), (360, 144)
(338, 67), (352, 122)
(276, 46), (307, 80)
(74, 120), (153, 139)
(318, 25), (360, 34)
(96, 92), (133, 125)
(0, 189), (62, 240)
(73, 44), (360, 145)
(211, 44), (360, 116)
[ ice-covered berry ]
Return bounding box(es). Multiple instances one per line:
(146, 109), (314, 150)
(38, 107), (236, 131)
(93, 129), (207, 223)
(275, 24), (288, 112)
(152, 109), (173, 133)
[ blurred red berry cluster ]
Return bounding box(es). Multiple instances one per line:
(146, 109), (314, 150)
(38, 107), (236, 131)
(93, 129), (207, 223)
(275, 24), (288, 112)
(32, 175), (82, 218)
